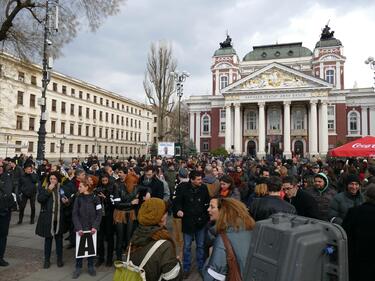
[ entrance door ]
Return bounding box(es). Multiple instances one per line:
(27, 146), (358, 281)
(247, 140), (256, 157)
(294, 140), (304, 156)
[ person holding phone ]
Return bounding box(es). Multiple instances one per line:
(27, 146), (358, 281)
(35, 171), (65, 269)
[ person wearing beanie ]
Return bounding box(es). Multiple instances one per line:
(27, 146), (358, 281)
(306, 173), (337, 221)
(129, 198), (182, 281)
(342, 183), (375, 281)
(329, 174), (364, 225)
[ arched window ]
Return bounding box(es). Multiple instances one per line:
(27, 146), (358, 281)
(293, 109), (305, 130)
(220, 75), (228, 89)
(325, 69), (335, 85)
(246, 111), (257, 130)
(348, 111), (360, 135)
(268, 109), (281, 130)
(201, 114), (211, 135)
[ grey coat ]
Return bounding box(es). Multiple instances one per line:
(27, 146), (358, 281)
(203, 228), (252, 281)
(329, 191), (364, 225)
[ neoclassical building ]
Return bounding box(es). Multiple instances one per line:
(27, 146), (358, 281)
(0, 52), (154, 160)
(187, 26), (375, 158)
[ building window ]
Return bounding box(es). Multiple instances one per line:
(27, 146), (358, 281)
(79, 91), (83, 99)
(85, 145), (88, 154)
(71, 88), (75, 97)
(111, 114), (114, 124)
(98, 145), (102, 154)
(86, 107), (90, 119)
(51, 120), (56, 133)
(62, 85), (67, 94)
(77, 144), (81, 154)
(27, 141), (34, 152)
(105, 128), (109, 139)
(31, 75), (37, 85)
(106, 99), (109, 107)
(268, 109), (281, 130)
(292, 108), (305, 130)
(100, 97), (103, 105)
(60, 143), (64, 153)
(130, 118), (133, 127)
(126, 131), (128, 140)
(94, 96), (97, 103)
(126, 117), (129, 126)
(70, 104), (74, 116)
(201, 114), (211, 135)
(99, 111), (103, 121)
(203, 141), (209, 152)
(111, 130), (114, 139)
(105, 146), (108, 154)
(70, 123), (74, 135)
(16, 115), (23, 130)
(86, 126), (90, 137)
(29, 94), (36, 108)
(116, 115), (119, 125)
(220, 75), (229, 89)
(51, 99), (57, 112)
(121, 117), (124, 126)
(61, 122), (65, 134)
(93, 110), (96, 119)
(112, 101), (115, 108)
(93, 127), (96, 137)
(69, 144), (73, 153)
(105, 112), (109, 122)
(78, 106), (82, 117)
(18, 71), (25, 82)
(50, 143), (55, 153)
(116, 146), (119, 154)
(53, 82), (58, 91)
(325, 69), (335, 85)
(246, 111), (257, 130)
(348, 111), (360, 135)
(29, 117), (35, 131)
(15, 141), (21, 152)
(328, 105), (335, 132)
(99, 127), (102, 138)
(86, 93), (90, 100)
(92, 145), (95, 153)
(78, 125), (82, 136)
(111, 146), (113, 154)
(219, 109), (226, 133)
(61, 102), (66, 114)
(17, 91), (24, 105)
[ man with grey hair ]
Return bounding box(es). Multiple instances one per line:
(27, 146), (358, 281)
(202, 165), (220, 198)
(342, 183), (375, 281)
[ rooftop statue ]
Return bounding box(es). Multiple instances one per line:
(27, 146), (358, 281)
(219, 35), (232, 48)
(320, 25), (335, 40)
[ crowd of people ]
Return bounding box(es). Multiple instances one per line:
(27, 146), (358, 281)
(0, 153), (375, 281)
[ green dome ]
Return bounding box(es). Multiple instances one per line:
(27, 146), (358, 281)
(315, 38), (342, 48)
(213, 47), (237, 56)
(243, 42), (312, 61)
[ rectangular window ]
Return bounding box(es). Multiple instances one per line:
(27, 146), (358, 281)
(99, 127), (102, 138)
(18, 71), (25, 82)
(111, 114), (114, 124)
(16, 116), (23, 130)
(105, 129), (108, 139)
(15, 141), (22, 153)
(327, 105), (336, 132)
(105, 112), (109, 122)
(51, 120), (56, 133)
(100, 97), (103, 105)
(61, 102), (66, 114)
(99, 111), (103, 121)
(147, 122), (149, 130)
(130, 119), (133, 127)
(69, 144), (73, 153)
(116, 146), (119, 154)
(78, 125), (82, 136)
(29, 117), (35, 131)
(70, 123), (74, 135)
(126, 131), (128, 141)
(121, 117), (124, 126)
(116, 115), (119, 125)
(126, 106), (129, 112)
(203, 141), (209, 152)
(62, 85), (67, 94)
(111, 130), (114, 139)
(86, 108), (90, 119)
(29, 94), (36, 108)
(126, 117), (129, 126)
(93, 126), (96, 137)
(70, 104), (74, 116)
(112, 101), (115, 108)
(111, 146), (113, 154)
(86, 93), (90, 100)
(86, 126), (90, 137)
(71, 88), (75, 97)
(125, 146), (128, 154)
(105, 146), (108, 154)
(78, 106), (82, 117)
(106, 99), (109, 107)
(50, 143), (55, 153)
(117, 103), (120, 110)
(92, 145), (95, 154)
(53, 82), (58, 91)
(139, 120), (141, 129)
(85, 145), (88, 154)
(31, 75), (37, 85)
(60, 143), (65, 153)
(61, 122), (65, 134)
(93, 110), (96, 119)
(116, 130), (119, 140)
(79, 91), (83, 99)
(94, 96), (97, 103)
(51, 99), (57, 112)
(17, 91), (23, 105)
(77, 144), (81, 153)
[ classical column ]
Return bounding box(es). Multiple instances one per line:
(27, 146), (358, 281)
(361, 106), (368, 136)
(283, 101), (291, 159)
(309, 100), (318, 156)
(319, 101), (329, 156)
(335, 62), (341, 90)
(189, 112), (195, 141)
(370, 107), (375, 136)
(258, 102), (266, 158)
(319, 62), (324, 79)
(195, 112), (201, 153)
(234, 104), (241, 155)
(225, 105), (232, 152)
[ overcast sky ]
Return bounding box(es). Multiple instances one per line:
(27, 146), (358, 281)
(54, 0), (375, 103)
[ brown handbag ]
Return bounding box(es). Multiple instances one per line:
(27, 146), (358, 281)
(220, 233), (243, 281)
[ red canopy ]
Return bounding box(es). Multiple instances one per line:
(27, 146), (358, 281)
(329, 136), (375, 157)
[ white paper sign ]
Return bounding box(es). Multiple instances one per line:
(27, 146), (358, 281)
(75, 231), (97, 258)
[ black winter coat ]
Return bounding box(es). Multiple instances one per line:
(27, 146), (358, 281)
(139, 175), (164, 199)
(113, 180), (138, 211)
(35, 185), (64, 238)
(284, 189), (320, 219)
(250, 195), (296, 221)
(173, 182), (210, 234)
(0, 171), (14, 214)
(342, 202), (375, 281)
(19, 172), (38, 197)
(72, 193), (102, 231)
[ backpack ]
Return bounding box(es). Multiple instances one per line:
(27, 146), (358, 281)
(113, 240), (166, 281)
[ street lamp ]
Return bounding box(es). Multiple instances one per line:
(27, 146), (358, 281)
(170, 70), (190, 156)
(364, 56), (375, 87)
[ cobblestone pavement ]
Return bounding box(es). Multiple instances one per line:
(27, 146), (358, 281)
(0, 203), (202, 281)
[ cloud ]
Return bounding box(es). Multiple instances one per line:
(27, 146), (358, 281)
(54, 0), (375, 102)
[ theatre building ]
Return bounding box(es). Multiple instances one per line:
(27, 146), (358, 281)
(187, 25), (375, 158)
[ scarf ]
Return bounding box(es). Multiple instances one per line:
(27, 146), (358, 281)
(130, 225), (175, 253)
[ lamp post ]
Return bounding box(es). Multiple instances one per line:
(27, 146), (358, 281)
(36, 0), (59, 165)
(170, 71), (190, 156)
(365, 56), (375, 87)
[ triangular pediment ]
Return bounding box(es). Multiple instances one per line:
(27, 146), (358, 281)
(222, 63), (332, 94)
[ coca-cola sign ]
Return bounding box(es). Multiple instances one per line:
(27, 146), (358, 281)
(352, 143), (375, 149)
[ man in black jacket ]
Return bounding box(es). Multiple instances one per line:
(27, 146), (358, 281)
(18, 163), (38, 224)
(139, 166), (164, 199)
(249, 176), (296, 221)
(174, 170), (210, 278)
(282, 176), (319, 219)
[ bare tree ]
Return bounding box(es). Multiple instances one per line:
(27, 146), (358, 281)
(165, 101), (189, 145)
(143, 41), (177, 141)
(0, 0), (125, 60)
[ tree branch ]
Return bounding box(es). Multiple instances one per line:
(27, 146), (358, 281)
(26, 7), (43, 23)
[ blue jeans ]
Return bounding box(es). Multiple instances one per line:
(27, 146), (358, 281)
(183, 227), (206, 272)
(76, 256), (94, 269)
